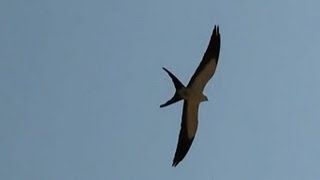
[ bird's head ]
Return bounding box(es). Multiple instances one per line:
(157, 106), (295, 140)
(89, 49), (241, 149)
(202, 95), (208, 102)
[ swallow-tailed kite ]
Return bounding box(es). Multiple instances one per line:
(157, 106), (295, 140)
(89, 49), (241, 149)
(161, 26), (221, 167)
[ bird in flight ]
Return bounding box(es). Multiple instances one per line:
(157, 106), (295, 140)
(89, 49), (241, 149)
(160, 26), (221, 167)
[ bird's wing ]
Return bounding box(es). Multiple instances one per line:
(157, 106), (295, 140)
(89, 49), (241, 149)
(172, 100), (199, 167)
(187, 26), (221, 93)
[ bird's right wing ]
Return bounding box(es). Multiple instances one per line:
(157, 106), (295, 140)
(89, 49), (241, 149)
(172, 100), (199, 167)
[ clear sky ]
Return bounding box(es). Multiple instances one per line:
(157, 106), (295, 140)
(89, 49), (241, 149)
(1, 0), (320, 179)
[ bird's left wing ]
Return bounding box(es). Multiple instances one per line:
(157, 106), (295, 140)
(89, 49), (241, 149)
(187, 26), (221, 93)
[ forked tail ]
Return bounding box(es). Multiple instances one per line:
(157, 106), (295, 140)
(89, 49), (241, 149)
(160, 67), (185, 108)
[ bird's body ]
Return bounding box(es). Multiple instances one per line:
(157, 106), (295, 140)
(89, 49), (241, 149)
(161, 26), (221, 167)
(177, 88), (207, 102)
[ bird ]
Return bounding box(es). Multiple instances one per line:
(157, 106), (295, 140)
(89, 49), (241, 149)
(160, 26), (221, 167)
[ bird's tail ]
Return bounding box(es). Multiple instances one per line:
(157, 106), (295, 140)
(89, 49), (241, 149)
(160, 67), (185, 108)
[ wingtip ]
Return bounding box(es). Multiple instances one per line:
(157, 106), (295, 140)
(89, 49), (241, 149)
(213, 25), (220, 35)
(172, 160), (179, 167)
(172, 163), (177, 167)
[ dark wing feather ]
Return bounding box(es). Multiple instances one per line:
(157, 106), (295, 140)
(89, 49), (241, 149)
(172, 101), (199, 167)
(162, 67), (185, 90)
(160, 67), (185, 108)
(187, 26), (221, 93)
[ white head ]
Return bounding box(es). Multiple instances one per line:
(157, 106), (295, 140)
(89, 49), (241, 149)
(202, 95), (208, 102)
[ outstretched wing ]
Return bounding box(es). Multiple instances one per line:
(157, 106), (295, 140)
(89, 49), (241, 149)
(172, 101), (199, 167)
(187, 26), (221, 93)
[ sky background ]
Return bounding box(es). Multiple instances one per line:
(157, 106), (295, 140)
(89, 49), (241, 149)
(1, 0), (320, 179)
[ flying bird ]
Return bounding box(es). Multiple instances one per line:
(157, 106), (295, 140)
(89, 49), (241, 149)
(161, 26), (221, 167)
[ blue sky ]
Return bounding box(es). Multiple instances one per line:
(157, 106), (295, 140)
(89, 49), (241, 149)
(1, 0), (320, 179)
